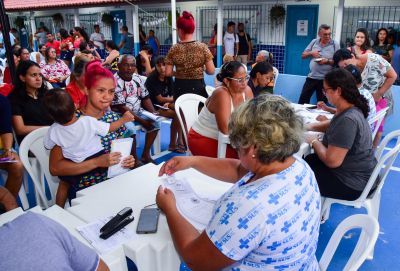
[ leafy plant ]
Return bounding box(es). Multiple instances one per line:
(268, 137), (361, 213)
(102, 13), (114, 26)
(270, 4), (286, 25)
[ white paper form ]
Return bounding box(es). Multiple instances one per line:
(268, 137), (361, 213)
(292, 104), (334, 124)
(141, 110), (163, 121)
(76, 216), (135, 254)
(161, 175), (227, 231)
(107, 138), (133, 178)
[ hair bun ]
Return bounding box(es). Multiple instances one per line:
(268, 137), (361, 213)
(216, 73), (223, 82)
(182, 11), (193, 20)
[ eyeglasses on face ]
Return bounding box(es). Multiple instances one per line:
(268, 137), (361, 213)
(322, 87), (334, 95)
(227, 75), (250, 83)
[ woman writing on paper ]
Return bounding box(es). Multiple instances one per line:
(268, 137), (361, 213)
(305, 68), (377, 201)
(157, 95), (321, 271)
(48, 61), (135, 207)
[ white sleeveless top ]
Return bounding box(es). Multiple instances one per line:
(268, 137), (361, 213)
(192, 92), (246, 140)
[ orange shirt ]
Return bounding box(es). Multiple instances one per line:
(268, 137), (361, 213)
(66, 81), (87, 109)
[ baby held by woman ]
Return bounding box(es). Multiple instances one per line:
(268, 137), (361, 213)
(43, 88), (134, 206)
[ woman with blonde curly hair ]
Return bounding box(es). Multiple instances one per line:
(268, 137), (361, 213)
(156, 94), (321, 271)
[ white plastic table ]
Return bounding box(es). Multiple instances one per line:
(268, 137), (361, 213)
(67, 163), (232, 271)
(293, 103), (333, 158)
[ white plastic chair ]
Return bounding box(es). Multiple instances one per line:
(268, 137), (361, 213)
(65, 76), (71, 86)
(0, 58), (6, 67)
(19, 127), (60, 209)
(272, 66), (279, 92)
(174, 94), (206, 148)
(205, 85), (216, 97)
(0, 65), (5, 78)
(368, 106), (389, 142)
(319, 214), (379, 271)
(217, 132), (230, 158)
(30, 52), (38, 63)
(45, 81), (53, 90)
(321, 129), (400, 258)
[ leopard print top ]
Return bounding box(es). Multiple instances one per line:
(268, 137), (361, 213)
(165, 41), (213, 80)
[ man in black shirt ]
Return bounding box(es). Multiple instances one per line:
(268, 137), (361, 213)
(236, 23), (252, 64)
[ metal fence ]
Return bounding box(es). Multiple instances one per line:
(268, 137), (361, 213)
(336, 6), (400, 47)
(8, 14), (31, 33)
(139, 7), (180, 45)
(65, 13), (112, 40)
(8, 13), (112, 42)
(197, 5), (261, 44)
(196, 3), (286, 46)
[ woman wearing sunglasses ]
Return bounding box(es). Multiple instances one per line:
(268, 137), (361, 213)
(188, 61), (253, 158)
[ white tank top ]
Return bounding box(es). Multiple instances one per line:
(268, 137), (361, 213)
(192, 92), (246, 140)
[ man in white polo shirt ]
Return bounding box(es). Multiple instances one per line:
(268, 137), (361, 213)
(90, 25), (106, 59)
(223, 21), (239, 58)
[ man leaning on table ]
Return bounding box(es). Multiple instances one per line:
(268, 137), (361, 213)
(298, 24), (339, 104)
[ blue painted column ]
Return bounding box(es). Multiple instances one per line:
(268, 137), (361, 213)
(132, 5), (140, 55)
(217, 0), (223, 67)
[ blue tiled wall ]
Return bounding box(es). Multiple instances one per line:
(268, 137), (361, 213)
(252, 45), (285, 73)
(159, 45), (172, 56)
(158, 44), (286, 73)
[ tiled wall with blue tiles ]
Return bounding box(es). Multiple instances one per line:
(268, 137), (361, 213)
(252, 45), (285, 74)
(159, 44), (286, 73)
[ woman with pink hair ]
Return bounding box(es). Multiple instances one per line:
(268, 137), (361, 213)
(165, 11), (215, 100)
(48, 60), (135, 207)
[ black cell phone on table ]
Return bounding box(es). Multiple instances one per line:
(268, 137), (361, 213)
(136, 208), (160, 234)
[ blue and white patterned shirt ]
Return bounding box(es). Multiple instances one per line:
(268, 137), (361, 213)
(206, 156), (321, 271)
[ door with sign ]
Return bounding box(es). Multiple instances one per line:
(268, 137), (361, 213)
(285, 5), (319, 75)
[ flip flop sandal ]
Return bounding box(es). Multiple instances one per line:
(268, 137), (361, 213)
(168, 145), (178, 152)
(174, 147), (186, 154)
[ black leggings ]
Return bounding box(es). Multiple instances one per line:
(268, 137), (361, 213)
(173, 78), (207, 101)
(305, 154), (362, 200)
